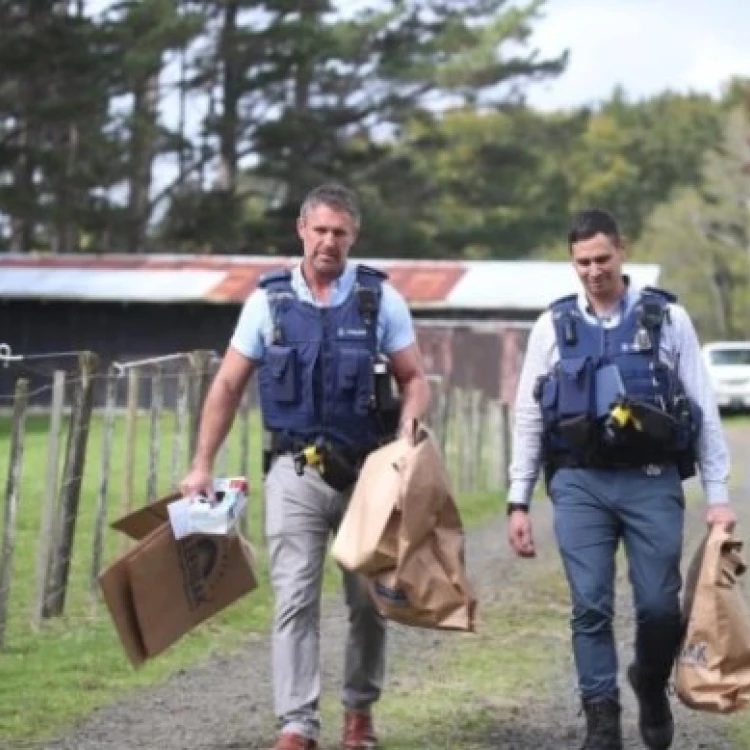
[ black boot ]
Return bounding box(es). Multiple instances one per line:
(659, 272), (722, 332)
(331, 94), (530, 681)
(581, 698), (623, 750)
(627, 663), (674, 749)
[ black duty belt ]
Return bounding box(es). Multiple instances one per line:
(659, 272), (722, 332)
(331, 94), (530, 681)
(270, 434), (369, 493)
(551, 455), (676, 471)
(273, 435), (367, 467)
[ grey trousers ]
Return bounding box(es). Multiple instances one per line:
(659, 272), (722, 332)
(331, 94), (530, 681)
(265, 456), (386, 740)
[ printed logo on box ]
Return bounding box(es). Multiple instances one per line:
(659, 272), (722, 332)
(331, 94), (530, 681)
(176, 536), (229, 610)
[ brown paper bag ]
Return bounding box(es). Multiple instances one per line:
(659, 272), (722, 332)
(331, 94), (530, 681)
(331, 438), (407, 574)
(368, 497), (476, 631)
(353, 427), (476, 632)
(675, 525), (750, 713)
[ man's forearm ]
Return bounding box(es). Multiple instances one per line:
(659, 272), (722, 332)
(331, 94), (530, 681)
(191, 379), (244, 470)
(399, 374), (431, 425)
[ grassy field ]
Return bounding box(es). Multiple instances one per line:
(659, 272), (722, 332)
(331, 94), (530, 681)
(2, 411), (748, 746)
(0, 410), (503, 744)
(0, 409), (266, 741)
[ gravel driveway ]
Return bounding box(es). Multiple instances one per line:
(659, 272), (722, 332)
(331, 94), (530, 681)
(43, 425), (750, 750)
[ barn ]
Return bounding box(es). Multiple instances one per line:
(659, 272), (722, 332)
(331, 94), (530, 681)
(0, 254), (661, 406)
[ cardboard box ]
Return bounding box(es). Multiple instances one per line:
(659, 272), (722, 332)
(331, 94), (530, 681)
(99, 492), (258, 667)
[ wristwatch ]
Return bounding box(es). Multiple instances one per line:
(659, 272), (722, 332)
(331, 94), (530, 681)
(506, 502), (529, 517)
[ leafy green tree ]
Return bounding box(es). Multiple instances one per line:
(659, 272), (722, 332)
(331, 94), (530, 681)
(638, 108), (750, 338)
(104, 0), (202, 253)
(0, 2), (118, 252)
(161, 0), (567, 254)
(360, 106), (575, 259)
(566, 90), (723, 240)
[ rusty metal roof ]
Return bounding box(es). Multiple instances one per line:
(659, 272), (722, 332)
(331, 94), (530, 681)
(0, 253), (661, 311)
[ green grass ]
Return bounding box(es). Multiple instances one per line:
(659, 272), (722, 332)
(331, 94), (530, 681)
(0, 409), (271, 741)
(732, 715), (750, 747)
(0, 408), (504, 744)
(8, 412), (740, 746)
(320, 547), (571, 748)
(721, 412), (750, 426)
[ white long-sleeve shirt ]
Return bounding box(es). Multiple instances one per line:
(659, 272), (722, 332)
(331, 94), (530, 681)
(508, 284), (730, 507)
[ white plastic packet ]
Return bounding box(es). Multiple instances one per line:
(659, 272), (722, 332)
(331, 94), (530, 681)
(167, 477), (248, 540)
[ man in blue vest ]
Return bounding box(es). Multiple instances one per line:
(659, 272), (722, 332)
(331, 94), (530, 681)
(180, 183), (431, 750)
(506, 209), (736, 749)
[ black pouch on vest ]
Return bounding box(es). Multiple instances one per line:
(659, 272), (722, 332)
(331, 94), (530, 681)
(556, 414), (595, 452)
(320, 442), (360, 493)
(630, 400), (679, 446)
(266, 345), (298, 403)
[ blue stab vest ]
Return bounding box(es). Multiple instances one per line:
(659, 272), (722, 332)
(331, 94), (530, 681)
(536, 287), (700, 477)
(257, 265), (389, 453)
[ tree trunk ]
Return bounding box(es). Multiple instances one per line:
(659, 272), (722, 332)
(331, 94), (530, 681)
(217, 0), (239, 194)
(9, 122), (34, 253)
(54, 123), (80, 253)
(287, 0), (315, 207)
(53, 0), (84, 254)
(8, 3), (42, 253)
(127, 70), (160, 254)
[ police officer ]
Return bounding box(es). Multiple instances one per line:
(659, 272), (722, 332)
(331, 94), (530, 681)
(506, 209), (736, 750)
(180, 183), (431, 750)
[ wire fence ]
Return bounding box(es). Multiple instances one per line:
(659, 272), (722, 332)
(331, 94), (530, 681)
(0, 345), (511, 650)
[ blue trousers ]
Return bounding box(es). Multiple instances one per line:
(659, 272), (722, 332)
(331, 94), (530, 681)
(550, 465), (685, 702)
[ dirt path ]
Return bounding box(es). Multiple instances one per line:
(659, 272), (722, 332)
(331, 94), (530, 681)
(44, 426), (749, 750)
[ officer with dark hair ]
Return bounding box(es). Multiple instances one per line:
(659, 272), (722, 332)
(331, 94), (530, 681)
(180, 182), (431, 750)
(506, 208), (736, 749)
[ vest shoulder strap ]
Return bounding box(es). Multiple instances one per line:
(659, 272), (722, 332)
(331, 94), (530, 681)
(548, 295), (581, 352)
(260, 269), (294, 345)
(642, 285), (677, 304)
(354, 265), (385, 346)
(549, 293), (578, 312)
(355, 263), (388, 283)
(258, 268), (293, 290)
(635, 288), (673, 356)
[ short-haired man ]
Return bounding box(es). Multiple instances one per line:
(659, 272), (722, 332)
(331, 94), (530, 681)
(506, 208), (736, 749)
(181, 183), (431, 749)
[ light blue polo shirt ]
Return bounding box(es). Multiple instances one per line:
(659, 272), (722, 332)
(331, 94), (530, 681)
(230, 262), (415, 361)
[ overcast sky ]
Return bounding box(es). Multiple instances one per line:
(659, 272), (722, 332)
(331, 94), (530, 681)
(527, 0), (750, 110)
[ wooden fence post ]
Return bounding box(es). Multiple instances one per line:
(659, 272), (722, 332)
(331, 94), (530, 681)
(0, 378), (29, 649)
(120, 367), (139, 552)
(90, 367), (118, 598)
(487, 400), (501, 492)
(188, 350), (214, 462)
(216, 437), (229, 479)
(146, 365), (163, 504)
(438, 382), (451, 458)
(468, 390), (482, 492)
(171, 368), (189, 489)
(473, 391), (487, 493)
(32, 371), (66, 628)
(499, 402), (512, 491)
(457, 390), (470, 493)
(424, 375), (442, 444)
(45, 352), (99, 617)
(238, 388), (251, 537)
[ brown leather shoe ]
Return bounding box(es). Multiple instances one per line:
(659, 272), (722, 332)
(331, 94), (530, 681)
(272, 732), (317, 750)
(342, 710), (378, 749)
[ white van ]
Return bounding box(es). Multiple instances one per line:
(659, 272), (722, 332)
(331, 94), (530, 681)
(701, 341), (750, 412)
